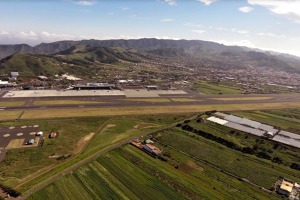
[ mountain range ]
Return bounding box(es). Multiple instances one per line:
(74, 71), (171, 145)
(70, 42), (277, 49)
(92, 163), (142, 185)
(0, 38), (299, 77)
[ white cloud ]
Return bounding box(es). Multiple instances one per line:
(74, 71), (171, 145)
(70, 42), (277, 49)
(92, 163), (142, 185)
(0, 31), (98, 45)
(160, 18), (174, 22)
(130, 15), (152, 20)
(257, 32), (286, 38)
(237, 30), (249, 34)
(248, 0), (300, 23)
(213, 39), (256, 48)
(121, 7), (130, 10)
(184, 22), (203, 27)
(0, 31), (9, 35)
(164, 0), (176, 6)
(192, 29), (206, 34)
(40, 31), (76, 40)
(217, 27), (249, 34)
(216, 27), (226, 31)
(231, 28), (249, 34)
(154, 36), (180, 40)
(197, 0), (216, 6)
(238, 6), (254, 13)
(74, 0), (96, 6)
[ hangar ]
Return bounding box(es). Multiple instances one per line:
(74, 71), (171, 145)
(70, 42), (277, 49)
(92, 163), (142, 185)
(72, 83), (116, 90)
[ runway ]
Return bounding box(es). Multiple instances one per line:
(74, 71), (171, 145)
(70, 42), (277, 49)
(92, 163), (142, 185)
(0, 91), (299, 112)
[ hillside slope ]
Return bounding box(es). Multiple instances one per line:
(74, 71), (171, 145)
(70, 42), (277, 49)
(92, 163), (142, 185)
(0, 39), (299, 75)
(0, 45), (145, 77)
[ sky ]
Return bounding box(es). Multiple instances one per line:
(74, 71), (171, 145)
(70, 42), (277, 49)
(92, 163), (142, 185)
(1, 0), (300, 56)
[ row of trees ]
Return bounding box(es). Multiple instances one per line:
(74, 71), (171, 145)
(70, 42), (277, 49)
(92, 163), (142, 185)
(179, 124), (283, 164)
(0, 184), (21, 197)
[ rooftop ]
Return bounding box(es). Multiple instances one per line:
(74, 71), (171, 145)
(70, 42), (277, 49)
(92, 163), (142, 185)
(280, 180), (294, 193)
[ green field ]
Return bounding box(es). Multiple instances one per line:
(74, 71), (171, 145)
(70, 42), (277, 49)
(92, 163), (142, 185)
(5, 109), (300, 199)
(28, 144), (279, 200)
(211, 97), (273, 101)
(0, 117), (108, 186)
(84, 114), (190, 153)
(34, 100), (103, 106)
(0, 110), (23, 121)
(193, 81), (241, 94)
(0, 101), (25, 107)
(0, 114), (190, 191)
(122, 98), (171, 102)
(156, 128), (300, 189)
(28, 109), (300, 200)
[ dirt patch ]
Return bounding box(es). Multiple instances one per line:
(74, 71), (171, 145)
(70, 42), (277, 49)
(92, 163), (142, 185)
(134, 122), (160, 129)
(179, 161), (204, 174)
(74, 132), (96, 154)
(106, 124), (116, 128)
(98, 124), (117, 135)
(6, 139), (25, 149)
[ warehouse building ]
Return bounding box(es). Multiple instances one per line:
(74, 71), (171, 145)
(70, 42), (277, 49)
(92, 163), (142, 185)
(72, 83), (116, 90)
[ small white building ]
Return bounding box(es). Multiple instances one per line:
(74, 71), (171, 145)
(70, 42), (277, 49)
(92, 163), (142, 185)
(10, 72), (19, 79)
(0, 80), (9, 85)
(27, 139), (34, 145)
(38, 76), (48, 81)
(36, 131), (43, 136)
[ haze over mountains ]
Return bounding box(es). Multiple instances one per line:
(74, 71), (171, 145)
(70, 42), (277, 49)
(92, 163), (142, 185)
(0, 38), (299, 77)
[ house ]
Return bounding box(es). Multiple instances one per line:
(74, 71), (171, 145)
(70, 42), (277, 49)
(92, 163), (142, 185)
(36, 131), (43, 136)
(146, 85), (158, 90)
(10, 72), (19, 80)
(27, 139), (34, 145)
(49, 132), (57, 138)
(142, 144), (162, 156)
(278, 179), (294, 196)
(0, 80), (10, 86)
(118, 80), (128, 84)
(38, 76), (48, 81)
(145, 139), (154, 144)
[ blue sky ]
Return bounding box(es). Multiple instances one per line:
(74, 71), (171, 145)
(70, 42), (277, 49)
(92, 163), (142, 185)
(1, 0), (300, 56)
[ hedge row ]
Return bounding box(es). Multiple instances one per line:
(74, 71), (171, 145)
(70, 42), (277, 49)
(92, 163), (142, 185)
(180, 124), (282, 164)
(0, 184), (21, 197)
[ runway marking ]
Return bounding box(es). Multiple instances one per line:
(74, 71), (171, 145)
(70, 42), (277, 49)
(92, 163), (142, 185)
(210, 97), (273, 101)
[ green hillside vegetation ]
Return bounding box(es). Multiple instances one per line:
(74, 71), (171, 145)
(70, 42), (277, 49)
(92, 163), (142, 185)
(1, 39), (299, 72)
(56, 45), (142, 64)
(0, 45), (145, 78)
(0, 54), (66, 77)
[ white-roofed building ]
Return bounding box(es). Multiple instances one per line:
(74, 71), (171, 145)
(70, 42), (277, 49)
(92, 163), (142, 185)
(207, 116), (228, 125)
(224, 122), (266, 136)
(258, 124), (278, 134)
(239, 118), (261, 129)
(224, 115), (243, 124)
